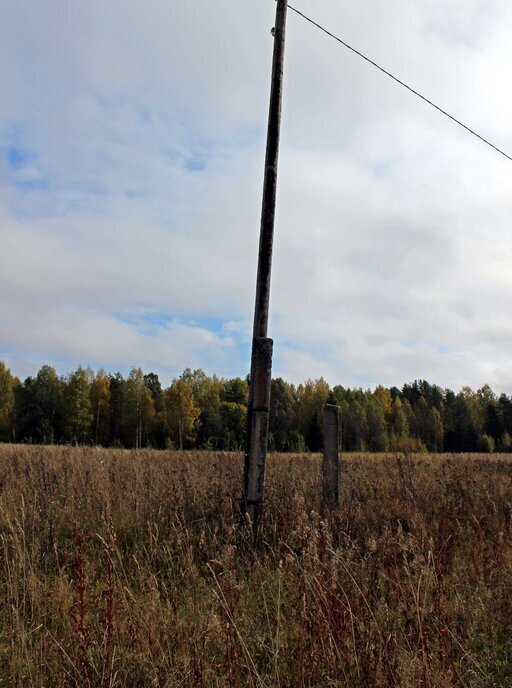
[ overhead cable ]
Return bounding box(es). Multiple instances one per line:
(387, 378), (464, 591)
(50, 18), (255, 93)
(287, 4), (512, 162)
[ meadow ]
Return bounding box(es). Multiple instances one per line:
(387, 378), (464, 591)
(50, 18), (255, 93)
(1, 445), (512, 687)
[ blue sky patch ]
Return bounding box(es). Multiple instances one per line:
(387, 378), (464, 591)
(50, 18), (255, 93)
(7, 146), (33, 170)
(13, 178), (48, 192)
(184, 155), (206, 172)
(165, 146), (207, 172)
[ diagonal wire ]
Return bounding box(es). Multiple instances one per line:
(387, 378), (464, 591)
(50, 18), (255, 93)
(287, 3), (512, 162)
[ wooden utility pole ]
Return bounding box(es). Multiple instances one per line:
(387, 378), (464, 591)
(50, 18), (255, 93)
(242, 0), (288, 529)
(322, 404), (341, 510)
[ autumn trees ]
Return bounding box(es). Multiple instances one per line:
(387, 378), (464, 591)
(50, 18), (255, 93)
(1, 360), (512, 452)
(164, 379), (199, 450)
(0, 362), (18, 441)
(3, 364), (245, 449)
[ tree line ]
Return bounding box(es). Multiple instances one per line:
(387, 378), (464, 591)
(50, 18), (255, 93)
(0, 361), (511, 452)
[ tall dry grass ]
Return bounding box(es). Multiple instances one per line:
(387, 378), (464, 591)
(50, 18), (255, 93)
(1, 445), (512, 686)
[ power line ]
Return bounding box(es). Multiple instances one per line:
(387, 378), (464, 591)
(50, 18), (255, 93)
(287, 3), (512, 163)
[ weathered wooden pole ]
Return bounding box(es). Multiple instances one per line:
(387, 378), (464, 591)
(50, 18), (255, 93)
(323, 404), (341, 510)
(242, 0), (288, 529)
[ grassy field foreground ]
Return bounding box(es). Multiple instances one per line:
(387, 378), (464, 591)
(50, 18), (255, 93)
(1, 446), (512, 687)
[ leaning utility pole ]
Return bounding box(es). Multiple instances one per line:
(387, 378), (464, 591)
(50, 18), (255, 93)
(242, 0), (288, 529)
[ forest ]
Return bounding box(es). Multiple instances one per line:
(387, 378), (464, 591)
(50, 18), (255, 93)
(0, 360), (510, 453)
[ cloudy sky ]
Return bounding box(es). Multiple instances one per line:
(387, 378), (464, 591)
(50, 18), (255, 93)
(1, 0), (511, 392)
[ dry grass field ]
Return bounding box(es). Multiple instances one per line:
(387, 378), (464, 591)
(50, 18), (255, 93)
(1, 445), (512, 687)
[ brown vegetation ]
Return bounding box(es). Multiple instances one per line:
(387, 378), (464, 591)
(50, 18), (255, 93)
(1, 445), (512, 686)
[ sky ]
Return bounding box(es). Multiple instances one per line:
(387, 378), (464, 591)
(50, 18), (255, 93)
(1, 0), (512, 392)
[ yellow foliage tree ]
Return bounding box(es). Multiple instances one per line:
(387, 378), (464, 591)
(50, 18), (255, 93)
(164, 379), (199, 450)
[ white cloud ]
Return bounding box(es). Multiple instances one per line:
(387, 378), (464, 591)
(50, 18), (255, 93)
(1, 0), (512, 392)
